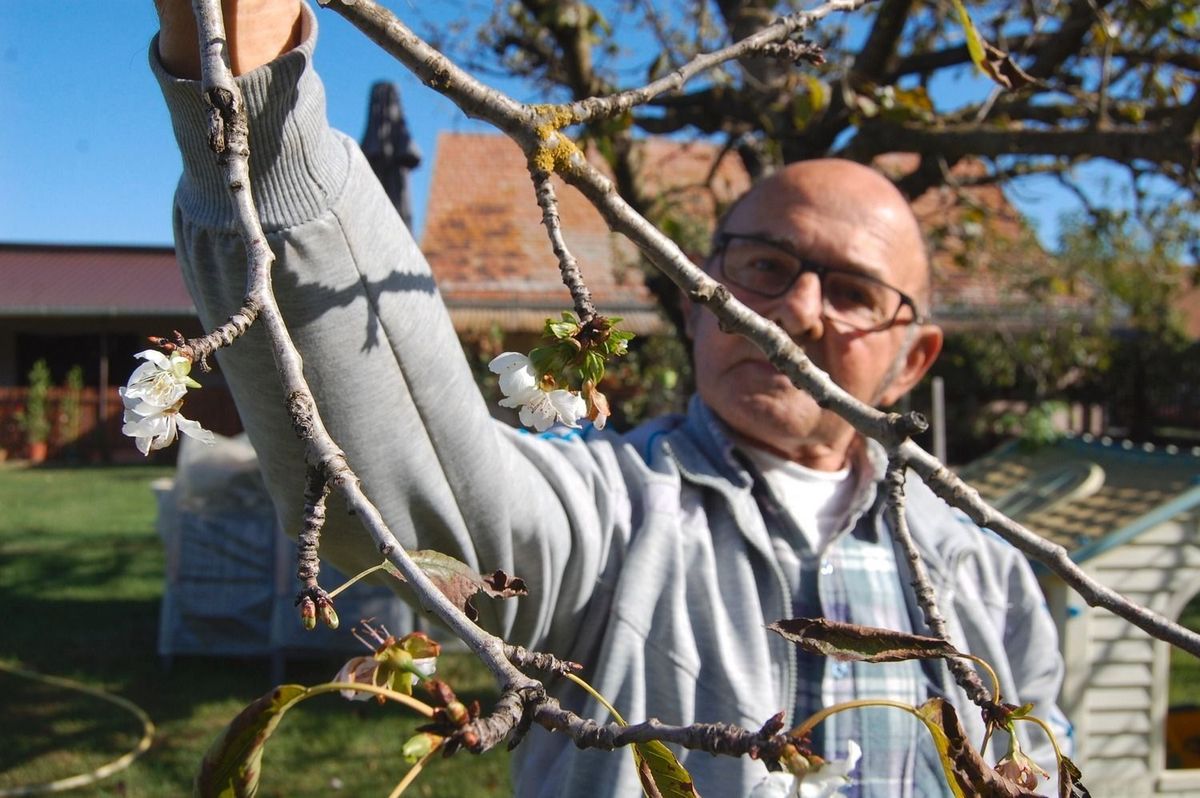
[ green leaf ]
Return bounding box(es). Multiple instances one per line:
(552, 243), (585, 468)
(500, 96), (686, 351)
(582, 350), (606, 385)
(606, 329), (635, 357)
(528, 346), (561, 377)
(949, 0), (987, 71)
(633, 739), (701, 798)
(385, 551), (528, 623)
(194, 684), (309, 797)
(768, 618), (964, 662)
(544, 312), (580, 341)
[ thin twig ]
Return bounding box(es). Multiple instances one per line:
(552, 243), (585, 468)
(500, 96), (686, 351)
(530, 168), (596, 323)
(504, 643), (583, 676)
(901, 440), (1200, 654)
(884, 459), (994, 708)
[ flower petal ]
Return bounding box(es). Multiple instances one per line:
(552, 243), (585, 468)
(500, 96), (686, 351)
(749, 772), (796, 798)
(335, 656), (380, 701)
(176, 415), (216, 446)
(488, 352), (531, 375)
(133, 349), (171, 368)
(547, 389), (586, 428)
(518, 397), (557, 432)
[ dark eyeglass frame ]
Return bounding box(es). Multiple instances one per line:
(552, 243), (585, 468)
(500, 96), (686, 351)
(712, 231), (928, 332)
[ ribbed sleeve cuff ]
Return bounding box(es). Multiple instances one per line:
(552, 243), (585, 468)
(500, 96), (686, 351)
(149, 3), (349, 233)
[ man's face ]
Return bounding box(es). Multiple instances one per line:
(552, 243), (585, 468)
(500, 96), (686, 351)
(687, 160), (941, 470)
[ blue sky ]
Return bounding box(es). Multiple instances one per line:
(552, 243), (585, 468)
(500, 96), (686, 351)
(0, 3), (506, 247)
(0, 2), (1110, 250)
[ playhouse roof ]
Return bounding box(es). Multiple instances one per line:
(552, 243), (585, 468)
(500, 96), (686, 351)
(960, 435), (1200, 563)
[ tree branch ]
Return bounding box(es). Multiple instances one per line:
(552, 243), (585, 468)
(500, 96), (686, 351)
(842, 121), (1198, 175)
(189, 0), (536, 694)
(319, 0), (1200, 658)
(884, 459), (993, 709)
(530, 166), (597, 323)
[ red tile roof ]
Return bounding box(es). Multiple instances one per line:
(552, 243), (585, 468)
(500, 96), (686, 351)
(0, 244), (194, 316)
(421, 132), (748, 333)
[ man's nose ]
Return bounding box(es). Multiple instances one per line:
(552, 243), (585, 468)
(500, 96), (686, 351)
(768, 271), (824, 340)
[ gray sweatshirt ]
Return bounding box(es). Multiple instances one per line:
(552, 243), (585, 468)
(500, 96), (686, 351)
(152, 7), (1069, 796)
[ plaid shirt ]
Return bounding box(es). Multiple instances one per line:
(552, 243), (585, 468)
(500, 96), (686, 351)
(755, 447), (953, 798)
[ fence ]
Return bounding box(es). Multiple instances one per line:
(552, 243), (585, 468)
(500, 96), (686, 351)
(0, 385), (241, 462)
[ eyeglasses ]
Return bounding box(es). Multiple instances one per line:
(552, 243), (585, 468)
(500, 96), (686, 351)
(712, 232), (926, 332)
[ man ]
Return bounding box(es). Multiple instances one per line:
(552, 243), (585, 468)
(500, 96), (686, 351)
(152, 2), (1069, 795)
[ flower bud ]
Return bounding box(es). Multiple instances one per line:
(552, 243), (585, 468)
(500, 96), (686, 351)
(299, 595), (317, 631)
(318, 600), (339, 630)
(995, 754), (1041, 790)
(445, 700), (470, 727)
(402, 732), (443, 763)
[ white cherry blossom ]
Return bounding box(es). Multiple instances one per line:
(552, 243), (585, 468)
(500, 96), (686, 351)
(120, 395), (214, 455)
(488, 352), (587, 432)
(119, 349), (213, 455)
(749, 741), (861, 798)
(122, 349), (200, 412)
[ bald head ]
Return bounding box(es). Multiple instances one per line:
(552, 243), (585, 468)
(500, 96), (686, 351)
(717, 159), (931, 309)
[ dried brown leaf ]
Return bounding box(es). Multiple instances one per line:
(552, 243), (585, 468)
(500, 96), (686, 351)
(767, 618), (964, 662)
(1059, 756), (1091, 798)
(385, 551), (528, 622)
(915, 698), (1040, 798)
(980, 42), (1037, 90)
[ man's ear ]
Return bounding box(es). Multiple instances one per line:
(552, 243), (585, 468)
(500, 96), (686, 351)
(878, 324), (943, 407)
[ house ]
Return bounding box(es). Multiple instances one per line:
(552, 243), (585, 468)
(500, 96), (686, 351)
(420, 131), (751, 340)
(961, 435), (1200, 796)
(0, 243), (238, 460)
(0, 134), (1131, 455)
(420, 134), (1105, 337)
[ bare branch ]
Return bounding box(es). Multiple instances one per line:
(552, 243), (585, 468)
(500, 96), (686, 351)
(189, 0), (536, 693)
(319, 0), (1200, 661)
(530, 167), (597, 323)
(884, 460), (993, 708)
(503, 644), (583, 676)
(842, 122), (1197, 176)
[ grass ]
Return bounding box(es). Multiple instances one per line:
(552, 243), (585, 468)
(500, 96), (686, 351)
(0, 464), (509, 797)
(1170, 599), (1200, 709)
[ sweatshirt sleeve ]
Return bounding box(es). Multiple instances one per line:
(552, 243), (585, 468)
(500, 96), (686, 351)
(148, 4), (628, 652)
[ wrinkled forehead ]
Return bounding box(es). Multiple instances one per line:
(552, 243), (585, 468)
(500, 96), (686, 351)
(717, 163), (931, 302)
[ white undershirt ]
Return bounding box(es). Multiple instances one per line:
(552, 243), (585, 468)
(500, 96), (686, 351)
(742, 445), (857, 552)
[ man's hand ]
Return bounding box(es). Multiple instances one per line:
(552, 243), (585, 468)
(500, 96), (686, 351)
(155, 0), (302, 79)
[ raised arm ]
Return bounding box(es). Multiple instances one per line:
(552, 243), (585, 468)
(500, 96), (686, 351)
(149, 1), (628, 652)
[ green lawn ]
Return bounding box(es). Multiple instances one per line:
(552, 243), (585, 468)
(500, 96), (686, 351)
(0, 464), (509, 797)
(1170, 599), (1200, 709)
